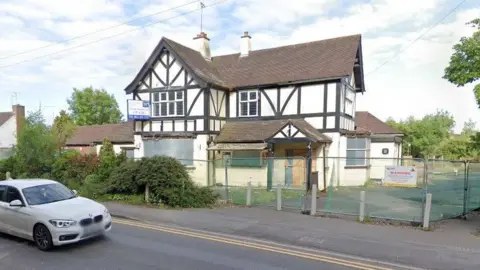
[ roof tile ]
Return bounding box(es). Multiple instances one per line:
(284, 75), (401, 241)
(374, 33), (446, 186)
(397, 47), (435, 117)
(66, 122), (134, 145)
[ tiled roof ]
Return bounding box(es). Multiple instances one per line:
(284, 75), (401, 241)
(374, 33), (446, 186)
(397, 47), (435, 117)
(0, 112), (13, 126)
(126, 34), (362, 92)
(66, 122), (134, 146)
(216, 119), (331, 143)
(355, 112), (402, 134)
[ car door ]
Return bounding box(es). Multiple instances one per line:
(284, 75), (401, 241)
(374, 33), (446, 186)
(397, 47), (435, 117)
(4, 186), (31, 238)
(0, 185), (7, 233)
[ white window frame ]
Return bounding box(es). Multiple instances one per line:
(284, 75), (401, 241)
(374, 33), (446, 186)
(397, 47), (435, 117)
(238, 90), (259, 117)
(152, 91), (184, 117)
(346, 137), (370, 167)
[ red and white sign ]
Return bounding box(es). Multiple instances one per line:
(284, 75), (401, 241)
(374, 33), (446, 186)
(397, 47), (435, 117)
(383, 166), (417, 187)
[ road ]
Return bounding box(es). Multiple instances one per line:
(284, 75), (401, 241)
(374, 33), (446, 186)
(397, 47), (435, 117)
(0, 218), (409, 270)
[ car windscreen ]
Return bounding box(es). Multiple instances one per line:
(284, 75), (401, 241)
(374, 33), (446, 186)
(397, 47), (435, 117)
(22, 183), (75, 206)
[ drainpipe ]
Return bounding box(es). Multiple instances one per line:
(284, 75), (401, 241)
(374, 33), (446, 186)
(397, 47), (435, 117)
(322, 144), (327, 192)
(336, 134), (341, 188)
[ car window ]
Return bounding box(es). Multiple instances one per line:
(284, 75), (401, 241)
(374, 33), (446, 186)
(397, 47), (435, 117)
(6, 186), (23, 204)
(22, 183), (75, 206)
(0, 185), (6, 202)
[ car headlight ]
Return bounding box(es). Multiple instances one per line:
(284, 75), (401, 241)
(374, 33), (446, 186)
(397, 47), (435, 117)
(49, 219), (77, 228)
(104, 208), (110, 216)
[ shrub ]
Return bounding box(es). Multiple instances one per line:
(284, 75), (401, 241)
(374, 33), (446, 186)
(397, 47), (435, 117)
(52, 151), (99, 187)
(134, 156), (219, 208)
(79, 174), (107, 199)
(97, 138), (119, 182)
(105, 159), (142, 194)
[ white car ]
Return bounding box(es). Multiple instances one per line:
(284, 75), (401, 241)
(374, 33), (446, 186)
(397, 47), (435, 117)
(0, 179), (112, 251)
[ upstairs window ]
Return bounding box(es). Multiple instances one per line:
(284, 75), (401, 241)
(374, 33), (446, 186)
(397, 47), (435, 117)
(239, 90), (258, 117)
(152, 91), (184, 117)
(346, 138), (370, 166)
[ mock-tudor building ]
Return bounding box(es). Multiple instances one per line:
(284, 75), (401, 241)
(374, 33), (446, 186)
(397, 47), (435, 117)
(123, 31), (403, 189)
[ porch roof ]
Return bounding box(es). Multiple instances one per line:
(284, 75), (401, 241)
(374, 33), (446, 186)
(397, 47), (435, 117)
(215, 119), (332, 143)
(207, 143), (267, 151)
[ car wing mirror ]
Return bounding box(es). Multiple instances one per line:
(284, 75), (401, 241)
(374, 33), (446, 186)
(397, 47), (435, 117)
(9, 199), (23, 207)
(72, 190), (78, 196)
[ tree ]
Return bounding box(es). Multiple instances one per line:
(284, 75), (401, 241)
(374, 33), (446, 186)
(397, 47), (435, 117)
(443, 18), (480, 107)
(13, 110), (58, 177)
(67, 86), (123, 125)
(52, 110), (76, 150)
(386, 110), (455, 158)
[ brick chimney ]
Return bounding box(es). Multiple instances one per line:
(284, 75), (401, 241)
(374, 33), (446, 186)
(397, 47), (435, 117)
(193, 32), (211, 60)
(12, 104), (25, 137)
(240, 31), (251, 57)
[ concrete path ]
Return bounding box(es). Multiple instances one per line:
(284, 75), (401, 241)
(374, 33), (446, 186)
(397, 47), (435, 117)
(105, 202), (480, 270)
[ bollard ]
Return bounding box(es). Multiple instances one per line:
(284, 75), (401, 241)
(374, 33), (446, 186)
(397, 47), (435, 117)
(359, 191), (366, 222)
(423, 193), (432, 230)
(311, 184), (317, 216)
(145, 184), (150, 203)
(246, 181), (252, 207)
(276, 184), (282, 211)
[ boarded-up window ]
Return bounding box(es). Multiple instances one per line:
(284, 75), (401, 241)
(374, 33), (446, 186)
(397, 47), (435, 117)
(143, 139), (194, 166)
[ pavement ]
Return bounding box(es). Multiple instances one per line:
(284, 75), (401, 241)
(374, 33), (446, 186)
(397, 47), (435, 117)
(104, 202), (480, 270)
(0, 221), (380, 270)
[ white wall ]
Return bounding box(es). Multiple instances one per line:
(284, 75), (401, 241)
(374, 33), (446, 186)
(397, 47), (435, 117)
(370, 141), (401, 180)
(96, 143), (136, 155)
(0, 116), (16, 148)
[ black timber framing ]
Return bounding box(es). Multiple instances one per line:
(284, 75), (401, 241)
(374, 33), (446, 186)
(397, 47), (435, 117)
(335, 82), (341, 131)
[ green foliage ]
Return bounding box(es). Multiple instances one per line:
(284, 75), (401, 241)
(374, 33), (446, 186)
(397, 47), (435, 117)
(0, 156), (15, 180)
(97, 138), (118, 182)
(52, 110), (76, 150)
(105, 159), (142, 194)
(13, 110), (58, 177)
(67, 86), (123, 125)
(133, 156), (218, 208)
(52, 151), (99, 188)
(386, 110), (455, 158)
(443, 18), (480, 107)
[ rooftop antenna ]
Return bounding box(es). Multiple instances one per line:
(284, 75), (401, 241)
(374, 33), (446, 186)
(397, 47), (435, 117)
(11, 92), (18, 106)
(200, 1), (205, 33)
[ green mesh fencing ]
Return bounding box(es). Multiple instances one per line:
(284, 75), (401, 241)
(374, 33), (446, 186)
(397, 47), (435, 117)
(320, 157), (426, 222)
(466, 162), (480, 213)
(427, 160), (467, 220)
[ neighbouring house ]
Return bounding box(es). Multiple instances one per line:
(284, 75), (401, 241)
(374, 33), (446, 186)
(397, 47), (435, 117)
(64, 122), (135, 157)
(123, 30), (403, 189)
(0, 105), (25, 159)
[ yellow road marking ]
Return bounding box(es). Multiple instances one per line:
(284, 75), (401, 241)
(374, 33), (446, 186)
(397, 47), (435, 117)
(112, 218), (394, 270)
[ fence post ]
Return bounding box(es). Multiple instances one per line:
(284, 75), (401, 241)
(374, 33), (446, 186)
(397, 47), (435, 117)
(423, 193), (432, 230)
(421, 159), (428, 222)
(276, 184), (282, 211)
(359, 191), (366, 222)
(463, 160), (469, 217)
(223, 156), (229, 202)
(246, 181), (252, 207)
(145, 184), (150, 203)
(311, 184), (317, 216)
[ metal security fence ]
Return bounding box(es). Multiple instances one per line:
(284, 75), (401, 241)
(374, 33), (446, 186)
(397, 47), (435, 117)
(134, 155), (480, 225)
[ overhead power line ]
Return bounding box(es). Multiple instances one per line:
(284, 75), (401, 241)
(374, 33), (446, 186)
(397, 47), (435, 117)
(0, 0), (229, 70)
(365, 0), (467, 77)
(0, 0), (200, 60)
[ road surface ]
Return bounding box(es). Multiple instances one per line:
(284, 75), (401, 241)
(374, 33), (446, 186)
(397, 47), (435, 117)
(0, 218), (407, 270)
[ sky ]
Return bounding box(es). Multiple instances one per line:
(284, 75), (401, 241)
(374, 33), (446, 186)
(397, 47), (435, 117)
(0, 0), (478, 132)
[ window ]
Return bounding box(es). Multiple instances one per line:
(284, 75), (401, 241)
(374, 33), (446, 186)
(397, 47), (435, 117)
(143, 139), (194, 166)
(0, 185), (6, 202)
(122, 148), (135, 159)
(152, 91), (184, 117)
(218, 150), (264, 167)
(239, 90), (258, 117)
(346, 138), (370, 166)
(22, 183), (74, 206)
(6, 186), (24, 204)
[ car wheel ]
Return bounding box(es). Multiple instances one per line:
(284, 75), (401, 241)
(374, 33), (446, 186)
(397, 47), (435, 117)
(33, 224), (53, 251)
